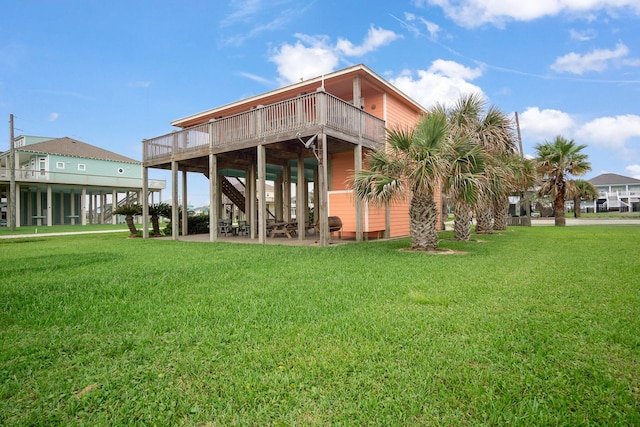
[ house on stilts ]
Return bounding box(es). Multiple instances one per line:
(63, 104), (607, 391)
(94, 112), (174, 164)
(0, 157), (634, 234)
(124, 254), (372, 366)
(141, 64), (438, 246)
(0, 135), (165, 228)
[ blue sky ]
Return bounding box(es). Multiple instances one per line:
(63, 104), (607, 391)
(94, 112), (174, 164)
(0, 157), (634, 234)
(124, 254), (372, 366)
(2, 0), (639, 206)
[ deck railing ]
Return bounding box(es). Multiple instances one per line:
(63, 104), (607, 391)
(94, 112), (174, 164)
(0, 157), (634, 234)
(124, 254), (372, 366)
(0, 168), (165, 189)
(143, 91), (386, 163)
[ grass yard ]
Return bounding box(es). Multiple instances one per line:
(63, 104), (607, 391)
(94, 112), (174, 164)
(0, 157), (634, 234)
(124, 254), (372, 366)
(1, 226), (639, 425)
(0, 223), (129, 236)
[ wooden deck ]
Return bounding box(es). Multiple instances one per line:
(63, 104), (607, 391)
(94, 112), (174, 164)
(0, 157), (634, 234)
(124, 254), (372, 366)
(142, 90), (385, 167)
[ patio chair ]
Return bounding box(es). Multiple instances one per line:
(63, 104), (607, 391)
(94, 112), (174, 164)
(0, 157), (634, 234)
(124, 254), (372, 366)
(218, 219), (232, 236)
(238, 220), (250, 236)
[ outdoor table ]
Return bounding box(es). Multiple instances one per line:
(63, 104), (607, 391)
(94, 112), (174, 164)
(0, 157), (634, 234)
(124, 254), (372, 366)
(269, 222), (292, 238)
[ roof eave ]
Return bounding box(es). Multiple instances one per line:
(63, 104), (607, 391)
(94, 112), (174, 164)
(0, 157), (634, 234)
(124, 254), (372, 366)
(171, 64), (426, 128)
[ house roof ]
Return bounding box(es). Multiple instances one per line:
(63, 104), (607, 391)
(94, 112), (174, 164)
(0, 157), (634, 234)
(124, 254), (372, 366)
(171, 64), (427, 128)
(589, 173), (640, 186)
(18, 137), (139, 164)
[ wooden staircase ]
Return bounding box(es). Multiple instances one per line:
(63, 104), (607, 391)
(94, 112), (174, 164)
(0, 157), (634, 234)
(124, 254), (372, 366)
(221, 176), (246, 213)
(212, 175), (275, 220)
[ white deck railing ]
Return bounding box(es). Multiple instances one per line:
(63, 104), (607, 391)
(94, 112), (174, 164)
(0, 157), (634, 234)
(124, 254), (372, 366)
(143, 91), (386, 163)
(0, 168), (165, 189)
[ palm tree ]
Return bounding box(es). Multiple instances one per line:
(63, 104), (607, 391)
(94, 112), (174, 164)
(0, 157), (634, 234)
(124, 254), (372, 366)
(113, 203), (142, 237)
(567, 179), (598, 218)
(535, 136), (591, 226)
(446, 93), (517, 234)
(149, 202), (171, 236)
(444, 137), (486, 241)
(352, 110), (451, 251)
(492, 153), (537, 231)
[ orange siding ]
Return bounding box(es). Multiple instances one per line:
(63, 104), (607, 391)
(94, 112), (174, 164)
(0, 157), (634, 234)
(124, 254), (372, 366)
(328, 191), (359, 238)
(330, 151), (355, 191)
(328, 190), (413, 239)
(362, 92), (386, 121)
(385, 93), (422, 130)
(323, 75), (439, 239)
(364, 202), (386, 233)
(389, 198), (411, 237)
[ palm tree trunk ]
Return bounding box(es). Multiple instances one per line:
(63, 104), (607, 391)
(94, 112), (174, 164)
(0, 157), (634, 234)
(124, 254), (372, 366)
(554, 193), (566, 226)
(574, 198), (581, 218)
(454, 201), (471, 241)
(125, 214), (138, 237)
(475, 195), (493, 234)
(151, 214), (160, 236)
(492, 195), (509, 231)
(409, 193), (439, 251)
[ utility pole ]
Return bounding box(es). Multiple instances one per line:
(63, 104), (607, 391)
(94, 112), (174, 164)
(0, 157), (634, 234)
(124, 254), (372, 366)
(514, 111), (531, 220)
(9, 114), (16, 231)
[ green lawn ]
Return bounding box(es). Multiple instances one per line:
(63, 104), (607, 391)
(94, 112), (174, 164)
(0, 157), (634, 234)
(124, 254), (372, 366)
(0, 223), (129, 236)
(1, 227), (639, 425)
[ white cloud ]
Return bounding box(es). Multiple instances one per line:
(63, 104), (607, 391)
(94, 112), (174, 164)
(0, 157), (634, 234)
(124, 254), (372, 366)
(270, 35), (340, 85)
(518, 107), (575, 141)
(220, 0), (262, 27)
(625, 164), (640, 179)
(429, 59), (483, 80)
(239, 72), (272, 85)
(269, 27), (401, 85)
(575, 114), (640, 149)
(416, 0), (640, 28)
(389, 60), (485, 108)
(569, 28), (596, 41)
(403, 12), (441, 40)
(48, 113), (59, 122)
(519, 108), (640, 158)
(336, 26), (402, 56)
(550, 42), (631, 74)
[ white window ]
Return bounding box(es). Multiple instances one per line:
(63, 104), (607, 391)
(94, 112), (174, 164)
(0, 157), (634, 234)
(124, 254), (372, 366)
(56, 162), (65, 169)
(78, 164), (86, 171)
(39, 158), (46, 176)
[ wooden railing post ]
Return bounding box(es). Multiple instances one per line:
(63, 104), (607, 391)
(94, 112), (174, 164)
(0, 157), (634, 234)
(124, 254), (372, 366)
(172, 131), (178, 159)
(209, 119), (216, 149)
(316, 88), (327, 125)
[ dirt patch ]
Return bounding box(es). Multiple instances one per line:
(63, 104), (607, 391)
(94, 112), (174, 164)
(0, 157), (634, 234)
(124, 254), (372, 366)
(399, 247), (467, 255)
(75, 383), (100, 398)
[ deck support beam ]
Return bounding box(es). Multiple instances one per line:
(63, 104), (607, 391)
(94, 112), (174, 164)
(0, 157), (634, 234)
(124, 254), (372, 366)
(248, 163), (256, 239)
(81, 187), (87, 225)
(171, 161), (178, 240)
(209, 154), (218, 242)
(318, 132), (329, 247)
(355, 144), (363, 241)
(257, 144), (266, 244)
(142, 166), (149, 238)
(313, 169), (319, 227)
(35, 188), (42, 226)
(283, 164), (291, 222)
(275, 174), (283, 222)
(181, 169), (188, 236)
(70, 189), (76, 225)
(46, 185), (52, 227)
(297, 153), (305, 240)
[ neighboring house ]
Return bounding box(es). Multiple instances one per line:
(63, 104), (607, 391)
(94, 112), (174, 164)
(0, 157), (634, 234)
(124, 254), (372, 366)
(589, 173), (640, 212)
(141, 64), (431, 245)
(0, 136), (165, 227)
